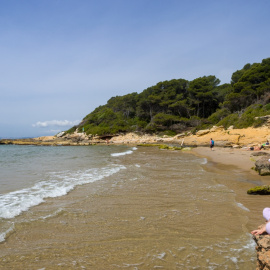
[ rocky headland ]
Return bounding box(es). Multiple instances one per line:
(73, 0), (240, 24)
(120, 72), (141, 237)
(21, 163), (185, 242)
(1, 125), (269, 147)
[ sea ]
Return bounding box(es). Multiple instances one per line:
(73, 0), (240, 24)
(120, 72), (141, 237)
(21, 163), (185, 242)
(0, 144), (269, 269)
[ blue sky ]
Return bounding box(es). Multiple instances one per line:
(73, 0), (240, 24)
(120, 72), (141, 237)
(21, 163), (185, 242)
(0, 0), (269, 138)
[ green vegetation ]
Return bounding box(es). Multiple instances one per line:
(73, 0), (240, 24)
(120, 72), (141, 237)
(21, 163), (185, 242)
(247, 185), (270, 195)
(136, 144), (182, 150)
(67, 58), (270, 136)
(137, 144), (163, 147)
(158, 145), (182, 150)
(217, 104), (270, 128)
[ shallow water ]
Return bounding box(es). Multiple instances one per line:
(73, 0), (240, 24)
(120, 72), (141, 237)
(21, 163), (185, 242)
(0, 144), (269, 269)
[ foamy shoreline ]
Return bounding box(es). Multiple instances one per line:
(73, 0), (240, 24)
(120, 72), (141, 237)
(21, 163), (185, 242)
(1, 126), (269, 176)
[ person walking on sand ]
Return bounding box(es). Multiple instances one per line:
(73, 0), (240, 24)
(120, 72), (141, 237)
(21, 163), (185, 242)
(251, 208), (270, 235)
(210, 138), (214, 151)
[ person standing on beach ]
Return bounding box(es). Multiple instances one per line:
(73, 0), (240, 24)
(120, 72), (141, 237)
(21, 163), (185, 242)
(210, 138), (214, 151)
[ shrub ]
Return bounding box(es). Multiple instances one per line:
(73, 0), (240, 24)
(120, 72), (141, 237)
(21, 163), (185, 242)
(208, 108), (231, 124)
(218, 114), (239, 128)
(158, 130), (177, 137)
(66, 126), (77, 134)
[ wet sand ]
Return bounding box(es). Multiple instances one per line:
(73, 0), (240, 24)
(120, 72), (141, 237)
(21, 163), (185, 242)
(192, 146), (270, 233)
(192, 147), (261, 174)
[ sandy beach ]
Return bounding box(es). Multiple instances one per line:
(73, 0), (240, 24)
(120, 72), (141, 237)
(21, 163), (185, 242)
(192, 147), (260, 174)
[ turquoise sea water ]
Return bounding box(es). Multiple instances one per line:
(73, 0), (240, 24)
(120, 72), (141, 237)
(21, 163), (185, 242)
(0, 144), (267, 269)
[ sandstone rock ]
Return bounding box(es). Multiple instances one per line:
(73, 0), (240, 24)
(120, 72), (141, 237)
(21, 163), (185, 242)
(4, 126), (270, 148)
(174, 133), (186, 139)
(253, 234), (270, 270)
(210, 125), (224, 132)
(56, 131), (65, 137)
(255, 157), (270, 176)
(196, 129), (210, 136)
(232, 144), (241, 148)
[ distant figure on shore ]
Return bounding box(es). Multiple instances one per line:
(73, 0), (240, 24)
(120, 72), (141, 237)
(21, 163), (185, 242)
(251, 208), (270, 235)
(249, 145), (260, 151)
(210, 138), (214, 151)
(260, 140), (269, 150)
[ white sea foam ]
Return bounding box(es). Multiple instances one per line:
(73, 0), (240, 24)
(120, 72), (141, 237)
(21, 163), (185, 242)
(111, 150), (133, 157)
(230, 257), (238, 263)
(236, 202), (250, 211)
(244, 234), (257, 249)
(201, 158), (208, 164)
(156, 252), (166, 260)
(0, 223), (14, 243)
(132, 147), (138, 150)
(0, 165), (125, 219)
(40, 208), (64, 220)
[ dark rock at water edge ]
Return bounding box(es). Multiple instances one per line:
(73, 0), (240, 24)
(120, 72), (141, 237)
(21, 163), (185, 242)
(252, 152), (270, 157)
(255, 157), (270, 176)
(247, 186), (270, 195)
(253, 234), (270, 270)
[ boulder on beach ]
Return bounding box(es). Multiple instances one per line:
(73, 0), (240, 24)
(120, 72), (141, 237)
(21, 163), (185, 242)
(196, 129), (210, 136)
(255, 157), (270, 176)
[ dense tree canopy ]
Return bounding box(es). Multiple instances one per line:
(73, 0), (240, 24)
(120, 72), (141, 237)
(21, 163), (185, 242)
(67, 57), (270, 136)
(224, 58), (270, 111)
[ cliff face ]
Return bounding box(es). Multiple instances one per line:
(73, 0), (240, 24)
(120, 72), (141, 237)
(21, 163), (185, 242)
(253, 234), (270, 270)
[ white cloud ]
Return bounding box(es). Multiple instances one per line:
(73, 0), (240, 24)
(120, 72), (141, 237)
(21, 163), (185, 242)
(32, 120), (80, 128)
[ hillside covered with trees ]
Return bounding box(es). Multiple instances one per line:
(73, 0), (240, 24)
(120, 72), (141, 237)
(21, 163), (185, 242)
(68, 58), (270, 136)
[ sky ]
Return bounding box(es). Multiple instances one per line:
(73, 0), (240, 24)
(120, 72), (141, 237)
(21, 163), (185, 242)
(0, 0), (269, 138)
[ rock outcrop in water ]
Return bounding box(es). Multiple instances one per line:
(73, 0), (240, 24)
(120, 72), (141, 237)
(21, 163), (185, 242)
(255, 157), (270, 176)
(247, 186), (270, 195)
(253, 234), (270, 270)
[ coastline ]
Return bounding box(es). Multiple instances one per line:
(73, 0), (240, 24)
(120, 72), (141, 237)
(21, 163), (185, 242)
(191, 146), (259, 174)
(1, 126), (269, 147)
(1, 126), (270, 177)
